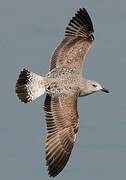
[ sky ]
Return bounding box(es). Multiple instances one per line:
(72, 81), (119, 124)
(0, 0), (126, 179)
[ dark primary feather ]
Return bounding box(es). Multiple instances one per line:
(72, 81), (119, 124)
(65, 8), (94, 38)
(44, 94), (79, 177)
(49, 8), (94, 72)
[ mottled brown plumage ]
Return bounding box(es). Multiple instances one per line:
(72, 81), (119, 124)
(50, 37), (92, 72)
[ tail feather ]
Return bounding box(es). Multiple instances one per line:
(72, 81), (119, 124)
(16, 69), (45, 103)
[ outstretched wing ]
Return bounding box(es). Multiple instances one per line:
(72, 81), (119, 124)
(49, 8), (94, 72)
(44, 94), (79, 177)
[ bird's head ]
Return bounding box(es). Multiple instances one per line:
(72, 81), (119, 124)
(87, 80), (109, 94)
(79, 80), (109, 96)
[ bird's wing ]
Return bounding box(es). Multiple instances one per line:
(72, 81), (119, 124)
(49, 8), (94, 72)
(44, 94), (79, 177)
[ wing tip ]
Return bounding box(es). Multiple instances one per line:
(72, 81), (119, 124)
(65, 8), (94, 39)
(46, 152), (71, 177)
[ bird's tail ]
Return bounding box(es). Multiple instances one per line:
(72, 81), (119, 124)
(16, 68), (45, 103)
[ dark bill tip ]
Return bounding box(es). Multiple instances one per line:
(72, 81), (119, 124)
(101, 88), (109, 93)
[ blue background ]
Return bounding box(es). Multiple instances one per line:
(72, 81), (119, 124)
(0, 0), (126, 179)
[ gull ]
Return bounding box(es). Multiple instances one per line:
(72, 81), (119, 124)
(15, 8), (109, 177)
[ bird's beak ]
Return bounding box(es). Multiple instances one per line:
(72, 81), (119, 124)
(101, 87), (109, 93)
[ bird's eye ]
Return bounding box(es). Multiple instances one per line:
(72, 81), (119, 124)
(92, 84), (97, 87)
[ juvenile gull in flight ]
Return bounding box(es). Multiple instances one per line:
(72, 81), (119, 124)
(16, 8), (109, 177)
